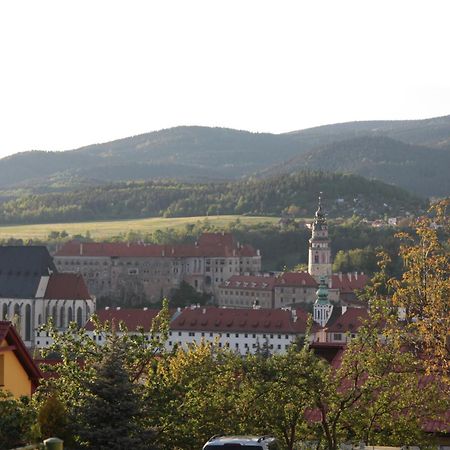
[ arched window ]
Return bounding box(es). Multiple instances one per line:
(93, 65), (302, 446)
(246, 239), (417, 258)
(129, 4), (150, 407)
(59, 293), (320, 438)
(25, 304), (31, 341)
(76, 307), (83, 328)
(2, 303), (7, 320)
(68, 307), (73, 324)
(86, 305), (91, 320)
(38, 314), (42, 325)
(314, 252), (319, 263)
(60, 306), (65, 329)
(52, 305), (58, 324)
(14, 303), (21, 318)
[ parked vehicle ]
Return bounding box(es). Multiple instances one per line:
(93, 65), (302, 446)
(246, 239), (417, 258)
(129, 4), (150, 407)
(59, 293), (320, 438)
(202, 435), (280, 449)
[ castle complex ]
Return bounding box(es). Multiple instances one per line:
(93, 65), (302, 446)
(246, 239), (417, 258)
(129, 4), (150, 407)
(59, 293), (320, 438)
(54, 233), (261, 303)
(53, 196), (367, 307)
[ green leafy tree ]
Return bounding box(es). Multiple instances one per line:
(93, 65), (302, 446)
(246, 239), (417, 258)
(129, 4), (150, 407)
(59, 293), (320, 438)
(242, 344), (320, 450)
(37, 394), (71, 443)
(146, 341), (245, 450)
(0, 391), (36, 449)
(169, 281), (210, 307)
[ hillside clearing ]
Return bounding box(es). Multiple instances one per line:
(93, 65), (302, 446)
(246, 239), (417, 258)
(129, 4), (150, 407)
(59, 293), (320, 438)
(0, 215), (280, 240)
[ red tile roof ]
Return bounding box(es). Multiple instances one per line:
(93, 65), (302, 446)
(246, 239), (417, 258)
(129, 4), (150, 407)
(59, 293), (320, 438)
(55, 233), (258, 258)
(326, 307), (369, 333)
(171, 307), (309, 334)
(276, 272), (318, 287)
(220, 275), (277, 291)
(331, 273), (369, 293)
(0, 321), (42, 392)
(84, 308), (163, 331)
(198, 233), (235, 247)
(43, 273), (91, 300)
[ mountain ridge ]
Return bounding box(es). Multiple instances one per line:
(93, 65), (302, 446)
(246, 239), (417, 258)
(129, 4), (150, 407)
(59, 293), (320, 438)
(1, 115), (449, 197)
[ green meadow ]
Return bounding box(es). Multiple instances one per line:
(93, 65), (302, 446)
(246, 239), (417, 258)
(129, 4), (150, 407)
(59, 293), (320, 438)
(0, 215), (279, 241)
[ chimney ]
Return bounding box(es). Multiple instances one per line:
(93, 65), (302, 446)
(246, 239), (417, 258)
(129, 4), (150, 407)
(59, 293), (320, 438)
(105, 306), (110, 310)
(143, 307), (148, 311)
(202, 308), (206, 314)
(80, 243), (83, 256)
(354, 272), (358, 280)
(339, 272), (342, 281)
(257, 249), (260, 256)
(347, 273), (352, 281)
(116, 307), (121, 310)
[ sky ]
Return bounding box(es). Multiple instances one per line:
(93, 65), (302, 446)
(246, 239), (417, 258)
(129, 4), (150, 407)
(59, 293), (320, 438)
(0, 0), (450, 158)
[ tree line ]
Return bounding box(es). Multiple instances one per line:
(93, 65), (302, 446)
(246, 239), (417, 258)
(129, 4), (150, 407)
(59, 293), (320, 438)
(0, 171), (425, 225)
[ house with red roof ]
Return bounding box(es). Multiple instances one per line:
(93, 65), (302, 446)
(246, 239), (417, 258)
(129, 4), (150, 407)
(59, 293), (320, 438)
(54, 233), (261, 303)
(0, 246), (95, 348)
(218, 274), (277, 308)
(273, 271), (318, 307)
(0, 321), (41, 398)
(169, 306), (311, 354)
(84, 305), (311, 356)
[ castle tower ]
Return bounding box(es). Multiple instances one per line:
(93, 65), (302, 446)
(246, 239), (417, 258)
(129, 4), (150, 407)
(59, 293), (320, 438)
(308, 193), (332, 282)
(313, 276), (333, 327)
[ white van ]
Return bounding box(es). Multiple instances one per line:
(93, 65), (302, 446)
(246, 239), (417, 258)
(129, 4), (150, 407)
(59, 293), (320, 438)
(202, 435), (280, 450)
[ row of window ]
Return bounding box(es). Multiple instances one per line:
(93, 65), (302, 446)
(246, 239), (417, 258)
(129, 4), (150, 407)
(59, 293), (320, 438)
(172, 331), (291, 339)
(221, 290), (271, 297)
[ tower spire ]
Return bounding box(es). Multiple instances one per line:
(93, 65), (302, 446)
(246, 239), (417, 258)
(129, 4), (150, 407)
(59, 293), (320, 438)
(308, 193), (332, 281)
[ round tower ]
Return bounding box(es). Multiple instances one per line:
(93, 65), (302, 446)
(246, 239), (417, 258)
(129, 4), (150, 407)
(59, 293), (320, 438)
(308, 193), (332, 282)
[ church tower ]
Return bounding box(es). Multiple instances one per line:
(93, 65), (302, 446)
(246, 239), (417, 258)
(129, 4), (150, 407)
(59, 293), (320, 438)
(308, 193), (332, 282)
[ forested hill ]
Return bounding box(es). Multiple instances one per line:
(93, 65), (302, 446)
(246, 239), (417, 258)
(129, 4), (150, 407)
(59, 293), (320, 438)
(263, 136), (450, 197)
(287, 114), (450, 149)
(0, 115), (450, 198)
(0, 171), (425, 225)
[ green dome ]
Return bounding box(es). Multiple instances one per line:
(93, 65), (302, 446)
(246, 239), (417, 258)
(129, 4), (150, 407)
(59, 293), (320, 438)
(315, 276), (330, 305)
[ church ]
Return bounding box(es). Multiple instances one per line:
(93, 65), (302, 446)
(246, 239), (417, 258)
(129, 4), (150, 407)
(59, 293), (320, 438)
(0, 246), (95, 348)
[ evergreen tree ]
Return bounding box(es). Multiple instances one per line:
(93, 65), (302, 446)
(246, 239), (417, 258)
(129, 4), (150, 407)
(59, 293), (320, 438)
(75, 337), (156, 450)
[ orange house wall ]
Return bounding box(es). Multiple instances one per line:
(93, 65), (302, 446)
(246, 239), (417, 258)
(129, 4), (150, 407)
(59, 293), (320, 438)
(0, 340), (32, 398)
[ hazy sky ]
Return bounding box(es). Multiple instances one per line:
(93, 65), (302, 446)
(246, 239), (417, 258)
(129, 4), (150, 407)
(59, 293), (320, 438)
(1, 0), (449, 158)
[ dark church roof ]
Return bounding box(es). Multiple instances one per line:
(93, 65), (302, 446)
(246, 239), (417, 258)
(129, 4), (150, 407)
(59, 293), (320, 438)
(0, 246), (56, 299)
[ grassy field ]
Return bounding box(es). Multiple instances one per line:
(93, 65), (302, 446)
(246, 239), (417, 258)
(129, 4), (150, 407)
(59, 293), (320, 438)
(0, 215), (280, 241)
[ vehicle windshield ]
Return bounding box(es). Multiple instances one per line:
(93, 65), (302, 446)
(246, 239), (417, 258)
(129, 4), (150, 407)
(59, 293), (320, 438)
(204, 446), (263, 449)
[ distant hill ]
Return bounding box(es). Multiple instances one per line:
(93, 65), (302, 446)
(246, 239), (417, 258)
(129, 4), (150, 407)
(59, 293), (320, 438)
(287, 115), (450, 149)
(263, 136), (450, 197)
(0, 115), (449, 197)
(0, 171), (425, 225)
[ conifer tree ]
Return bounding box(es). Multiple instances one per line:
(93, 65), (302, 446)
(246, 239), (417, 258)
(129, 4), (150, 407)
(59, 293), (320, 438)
(75, 337), (156, 450)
